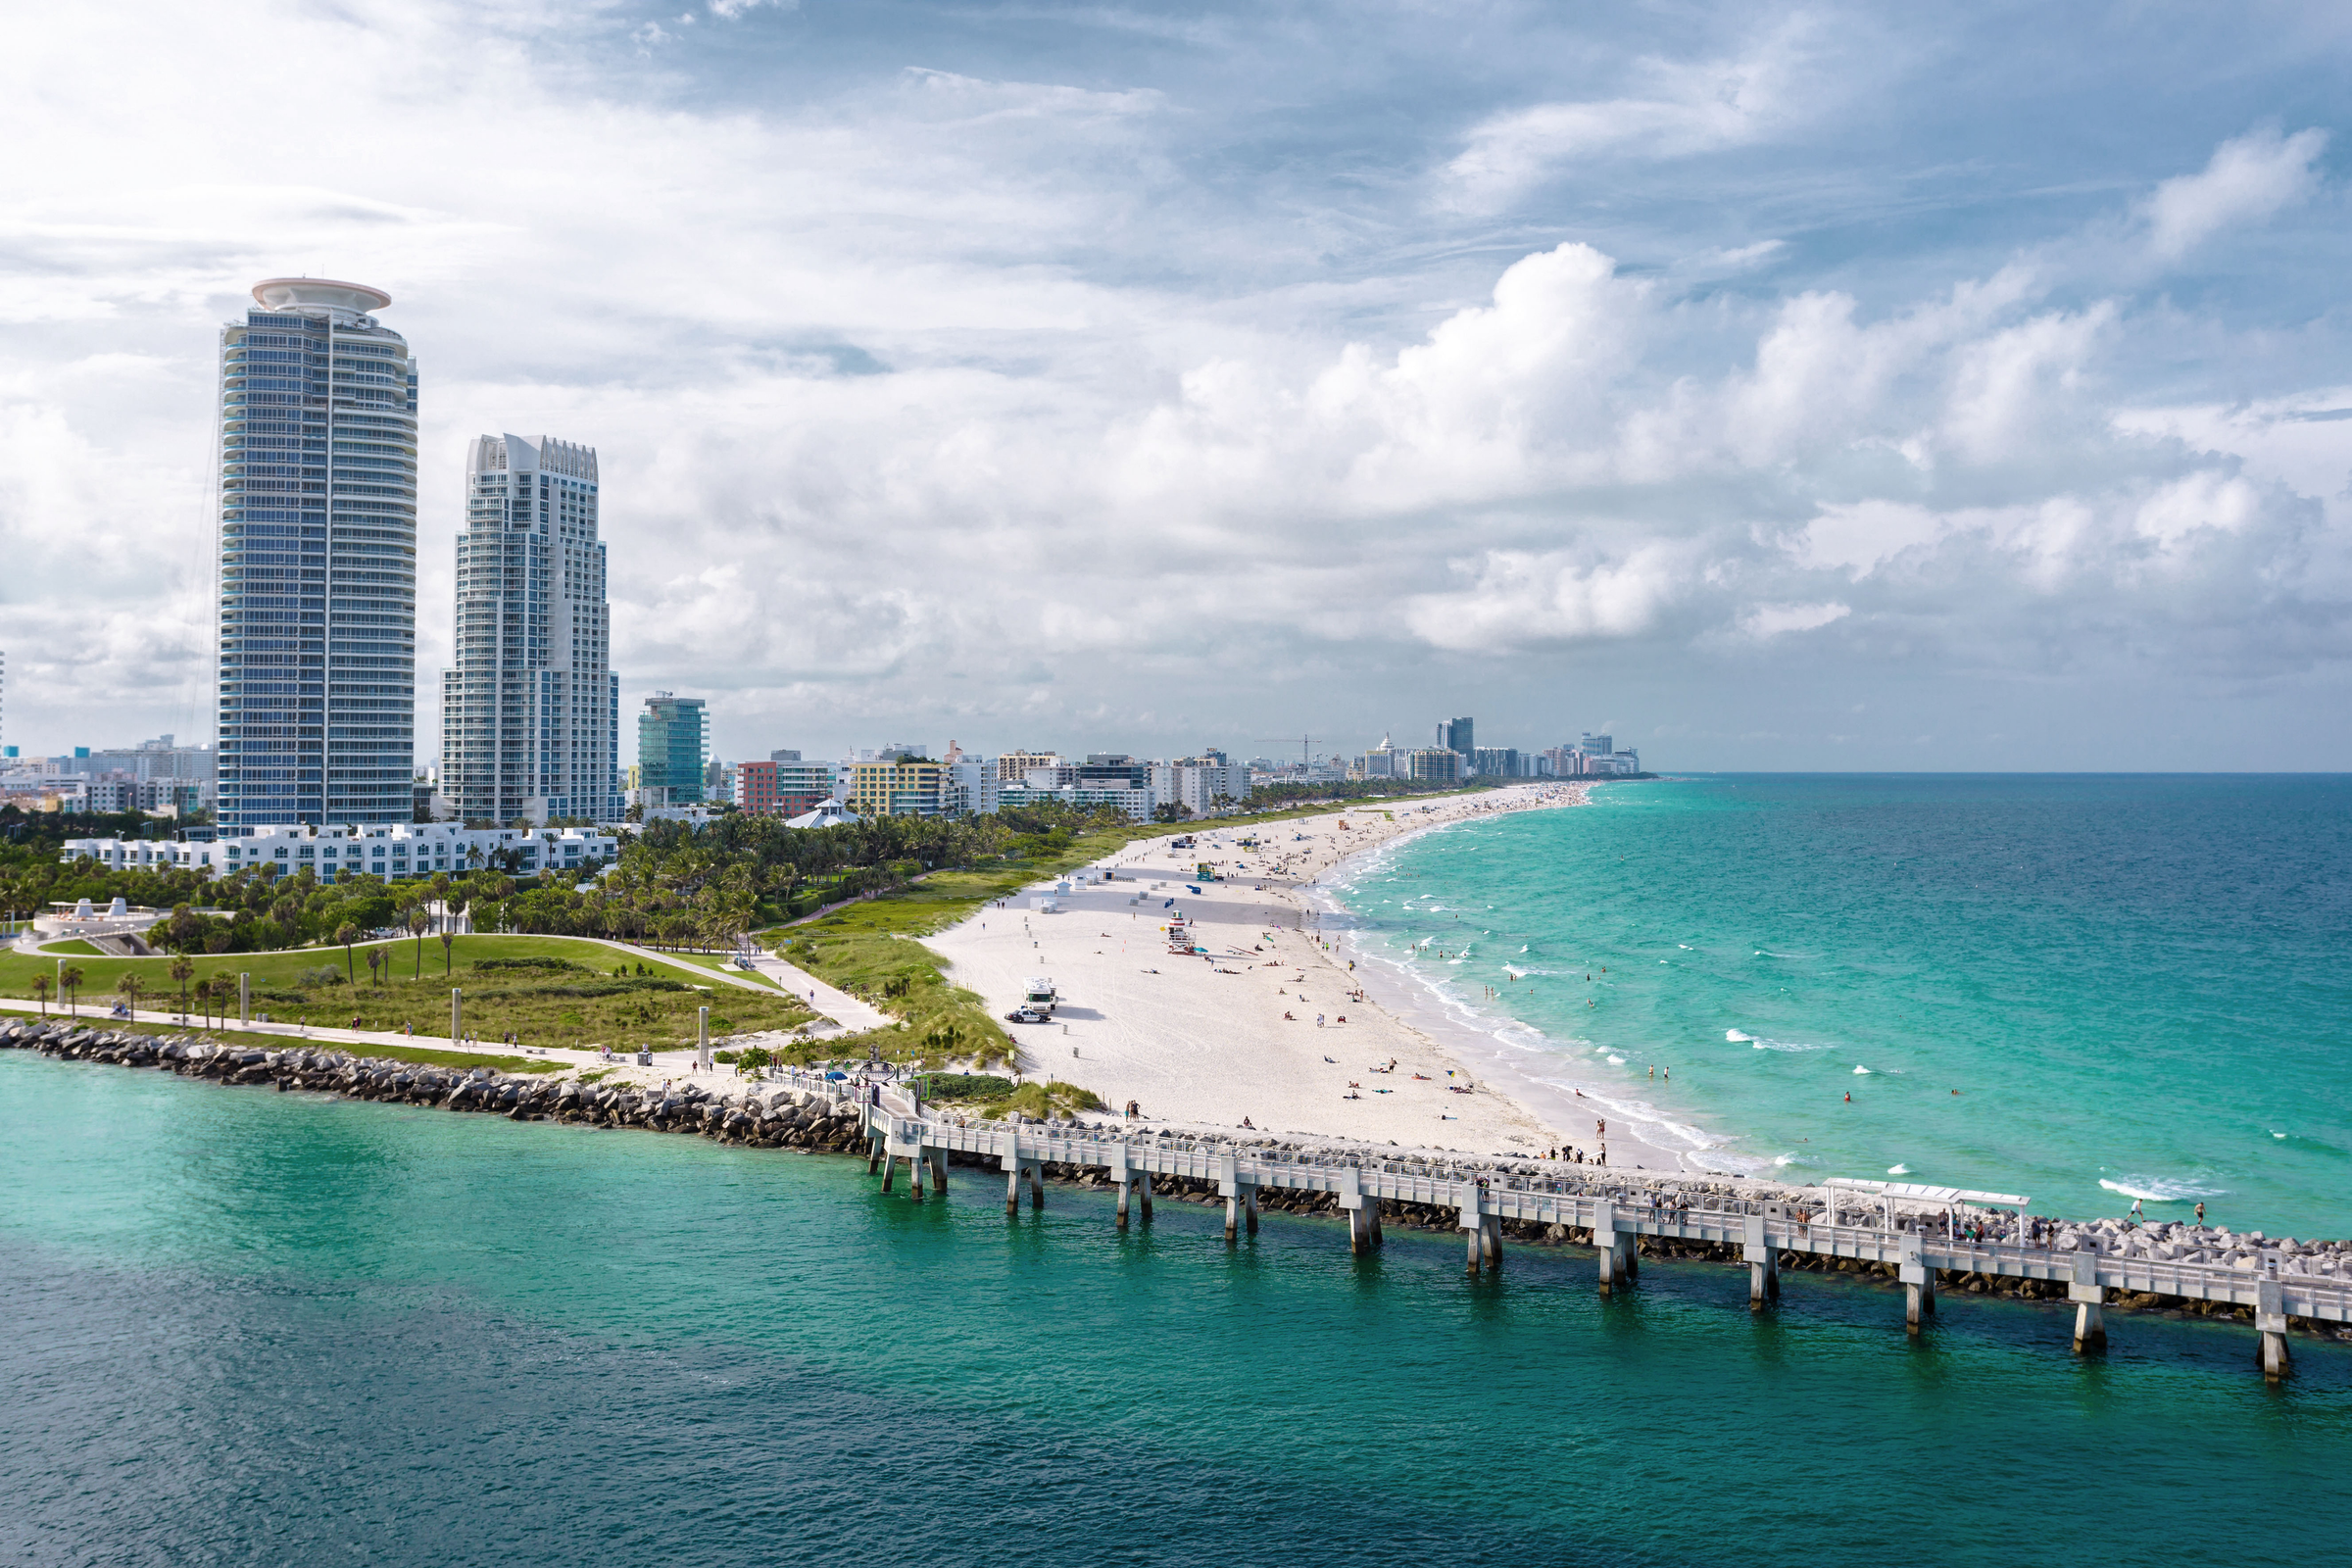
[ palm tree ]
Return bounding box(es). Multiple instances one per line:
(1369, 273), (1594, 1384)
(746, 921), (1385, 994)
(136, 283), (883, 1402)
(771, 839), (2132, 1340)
(30, 974), (49, 1017)
(406, 906), (428, 978)
(210, 972), (237, 1027)
(194, 977), (213, 1029)
(116, 971), (142, 1018)
(367, 946), (383, 989)
(336, 922), (359, 984)
(440, 928), (455, 975)
(170, 954), (195, 1019)
(60, 964), (83, 1017)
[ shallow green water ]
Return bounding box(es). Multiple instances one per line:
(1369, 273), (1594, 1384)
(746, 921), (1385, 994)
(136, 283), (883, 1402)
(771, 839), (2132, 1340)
(1327, 775), (2352, 1233)
(1, 1052), (2344, 1566)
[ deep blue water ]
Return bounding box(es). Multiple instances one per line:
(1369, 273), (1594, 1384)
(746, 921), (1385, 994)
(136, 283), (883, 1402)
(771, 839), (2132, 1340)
(2, 1051), (2346, 1566)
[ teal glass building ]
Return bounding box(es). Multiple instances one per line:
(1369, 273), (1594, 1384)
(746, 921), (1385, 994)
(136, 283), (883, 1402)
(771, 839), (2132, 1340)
(637, 695), (709, 805)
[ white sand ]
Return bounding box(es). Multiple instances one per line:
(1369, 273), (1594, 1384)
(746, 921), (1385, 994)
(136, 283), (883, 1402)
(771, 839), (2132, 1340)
(925, 784), (1678, 1162)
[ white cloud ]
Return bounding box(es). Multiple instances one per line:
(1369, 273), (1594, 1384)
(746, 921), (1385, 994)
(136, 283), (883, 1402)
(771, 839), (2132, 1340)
(1739, 601), (1849, 638)
(0, 1), (2349, 765)
(1443, 23), (1815, 211)
(1402, 546), (1696, 652)
(1798, 502), (1942, 574)
(2143, 125), (2328, 261)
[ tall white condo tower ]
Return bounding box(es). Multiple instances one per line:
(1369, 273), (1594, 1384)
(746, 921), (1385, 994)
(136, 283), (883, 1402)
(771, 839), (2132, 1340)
(440, 434), (618, 824)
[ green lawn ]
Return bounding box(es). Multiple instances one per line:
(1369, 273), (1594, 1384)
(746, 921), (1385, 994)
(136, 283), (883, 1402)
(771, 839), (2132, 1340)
(41, 939), (103, 956)
(0, 933), (816, 1054)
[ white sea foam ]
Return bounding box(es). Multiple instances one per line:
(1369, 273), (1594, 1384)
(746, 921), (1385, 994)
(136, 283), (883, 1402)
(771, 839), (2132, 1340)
(1886, 1163), (1911, 1175)
(1852, 1064), (1873, 1075)
(1606, 1054), (1627, 1066)
(1750, 1037), (1832, 1053)
(1725, 1029), (1752, 1043)
(2098, 1174), (2225, 1202)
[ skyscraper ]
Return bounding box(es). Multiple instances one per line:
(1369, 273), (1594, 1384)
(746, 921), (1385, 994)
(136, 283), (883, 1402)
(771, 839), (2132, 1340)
(441, 434), (618, 824)
(637, 694), (709, 804)
(216, 279), (417, 829)
(1438, 715), (1474, 758)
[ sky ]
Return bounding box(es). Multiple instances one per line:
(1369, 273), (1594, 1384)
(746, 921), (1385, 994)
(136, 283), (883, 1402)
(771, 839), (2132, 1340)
(5, 1), (2352, 770)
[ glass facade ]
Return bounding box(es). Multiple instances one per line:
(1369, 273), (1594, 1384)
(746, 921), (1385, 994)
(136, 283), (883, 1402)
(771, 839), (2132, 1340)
(215, 279), (417, 829)
(441, 434), (619, 824)
(637, 695), (708, 803)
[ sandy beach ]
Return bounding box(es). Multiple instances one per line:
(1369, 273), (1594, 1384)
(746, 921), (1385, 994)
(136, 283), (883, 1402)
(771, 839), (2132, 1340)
(925, 783), (1698, 1167)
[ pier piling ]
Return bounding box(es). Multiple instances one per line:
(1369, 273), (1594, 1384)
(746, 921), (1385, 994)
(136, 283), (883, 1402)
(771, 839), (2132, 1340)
(2257, 1278), (2290, 1381)
(1595, 1202), (1637, 1294)
(1744, 1214), (1779, 1309)
(1898, 1235), (1935, 1333)
(2070, 1253), (2106, 1353)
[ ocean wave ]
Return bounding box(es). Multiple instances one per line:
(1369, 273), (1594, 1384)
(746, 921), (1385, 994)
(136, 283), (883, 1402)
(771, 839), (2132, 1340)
(1725, 1029), (1752, 1043)
(1886, 1163), (1911, 1176)
(1852, 1064), (1873, 1075)
(2098, 1174), (2226, 1202)
(1751, 1037), (1832, 1053)
(1772, 1152), (1815, 1168)
(1606, 1054), (1627, 1066)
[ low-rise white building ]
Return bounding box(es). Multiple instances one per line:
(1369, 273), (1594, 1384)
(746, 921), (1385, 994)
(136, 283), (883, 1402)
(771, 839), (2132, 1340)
(61, 822), (620, 884)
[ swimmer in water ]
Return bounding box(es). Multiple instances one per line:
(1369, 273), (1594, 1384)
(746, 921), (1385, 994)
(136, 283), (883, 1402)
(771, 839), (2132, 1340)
(1843, 1092), (1851, 1102)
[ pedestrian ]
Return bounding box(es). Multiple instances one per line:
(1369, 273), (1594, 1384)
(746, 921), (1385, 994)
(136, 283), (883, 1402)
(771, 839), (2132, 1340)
(2194, 1200), (2206, 1226)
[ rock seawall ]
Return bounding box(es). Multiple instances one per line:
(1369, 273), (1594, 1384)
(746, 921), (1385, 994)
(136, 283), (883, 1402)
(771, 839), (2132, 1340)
(0, 1021), (874, 1154)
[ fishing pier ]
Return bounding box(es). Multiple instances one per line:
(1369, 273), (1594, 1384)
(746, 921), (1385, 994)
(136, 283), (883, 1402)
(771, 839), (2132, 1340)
(847, 1083), (2344, 1381)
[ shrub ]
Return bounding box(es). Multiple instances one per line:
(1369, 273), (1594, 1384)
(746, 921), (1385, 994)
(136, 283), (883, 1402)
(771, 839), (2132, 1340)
(923, 1073), (1015, 1101)
(297, 965), (344, 988)
(473, 956), (588, 973)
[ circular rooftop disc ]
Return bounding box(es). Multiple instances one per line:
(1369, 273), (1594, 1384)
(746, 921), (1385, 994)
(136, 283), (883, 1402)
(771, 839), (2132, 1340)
(250, 277), (392, 314)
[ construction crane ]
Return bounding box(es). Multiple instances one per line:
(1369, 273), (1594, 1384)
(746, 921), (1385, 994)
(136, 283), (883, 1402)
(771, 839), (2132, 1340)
(1253, 735), (1320, 767)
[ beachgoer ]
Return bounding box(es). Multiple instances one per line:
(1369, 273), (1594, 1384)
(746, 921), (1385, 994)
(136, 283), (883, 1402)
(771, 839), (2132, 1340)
(2194, 1201), (2205, 1225)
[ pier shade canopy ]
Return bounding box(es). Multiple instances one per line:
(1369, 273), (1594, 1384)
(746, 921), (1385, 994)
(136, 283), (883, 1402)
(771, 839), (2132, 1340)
(1825, 1179), (2031, 1208)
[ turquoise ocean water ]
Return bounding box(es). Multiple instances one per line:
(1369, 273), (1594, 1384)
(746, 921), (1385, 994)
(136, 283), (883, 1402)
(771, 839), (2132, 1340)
(0, 1052), (2345, 1566)
(1323, 775), (2352, 1235)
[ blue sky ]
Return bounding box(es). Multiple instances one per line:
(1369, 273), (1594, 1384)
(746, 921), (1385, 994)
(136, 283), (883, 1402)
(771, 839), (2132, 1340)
(5, 1), (2352, 767)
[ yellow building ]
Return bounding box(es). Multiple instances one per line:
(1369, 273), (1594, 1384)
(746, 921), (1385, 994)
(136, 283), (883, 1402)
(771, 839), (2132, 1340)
(848, 759), (943, 817)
